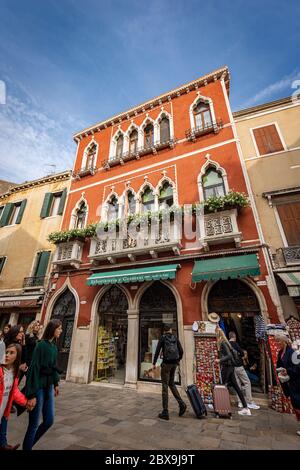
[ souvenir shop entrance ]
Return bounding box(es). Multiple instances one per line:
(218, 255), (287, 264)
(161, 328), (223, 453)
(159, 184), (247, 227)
(95, 286), (128, 384)
(208, 279), (266, 393)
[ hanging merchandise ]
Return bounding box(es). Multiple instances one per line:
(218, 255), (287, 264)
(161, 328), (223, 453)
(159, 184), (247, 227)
(254, 315), (267, 340)
(286, 316), (300, 342)
(194, 333), (219, 404)
(95, 326), (115, 381)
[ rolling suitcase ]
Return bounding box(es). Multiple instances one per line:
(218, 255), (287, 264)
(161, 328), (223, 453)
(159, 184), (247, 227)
(186, 384), (207, 419)
(212, 365), (232, 419)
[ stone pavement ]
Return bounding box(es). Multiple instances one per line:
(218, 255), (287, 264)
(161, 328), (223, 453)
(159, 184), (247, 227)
(7, 381), (300, 450)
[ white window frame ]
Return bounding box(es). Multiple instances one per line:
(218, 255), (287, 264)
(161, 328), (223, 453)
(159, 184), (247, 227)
(189, 93), (216, 131)
(81, 139), (99, 170)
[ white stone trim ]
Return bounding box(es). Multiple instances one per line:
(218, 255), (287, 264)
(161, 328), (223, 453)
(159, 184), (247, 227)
(156, 109), (174, 141)
(156, 175), (178, 206)
(273, 205), (289, 247)
(69, 193), (89, 229)
(136, 180), (157, 212)
(249, 121), (287, 158)
(189, 93), (216, 130)
(102, 191), (120, 221)
(124, 123), (139, 154)
(120, 186), (137, 216)
(43, 277), (80, 382)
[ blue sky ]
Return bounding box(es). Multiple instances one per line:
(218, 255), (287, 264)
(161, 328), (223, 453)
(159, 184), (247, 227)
(0, 0), (299, 183)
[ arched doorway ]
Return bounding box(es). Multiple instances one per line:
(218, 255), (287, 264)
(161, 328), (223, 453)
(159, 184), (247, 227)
(208, 279), (265, 392)
(96, 286), (128, 384)
(51, 289), (76, 377)
(139, 282), (179, 383)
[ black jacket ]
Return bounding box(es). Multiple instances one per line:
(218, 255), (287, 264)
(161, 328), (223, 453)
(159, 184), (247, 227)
(229, 340), (244, 367)
(277, 346), (300, 409)
(153, 333), (183, 365)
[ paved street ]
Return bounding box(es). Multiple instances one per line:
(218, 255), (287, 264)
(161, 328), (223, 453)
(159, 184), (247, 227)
(7, 381), (300, 450)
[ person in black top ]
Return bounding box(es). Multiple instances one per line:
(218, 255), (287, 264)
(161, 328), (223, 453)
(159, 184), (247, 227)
(152, 324), (186, 420)
(229, 331), (260, 410)
(25, 321), (41, 368)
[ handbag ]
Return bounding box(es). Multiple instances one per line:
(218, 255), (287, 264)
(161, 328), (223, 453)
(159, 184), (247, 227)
(276, 367), (290, 383)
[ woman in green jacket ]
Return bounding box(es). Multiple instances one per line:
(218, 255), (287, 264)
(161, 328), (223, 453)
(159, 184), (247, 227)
(23, 319), (62, 450)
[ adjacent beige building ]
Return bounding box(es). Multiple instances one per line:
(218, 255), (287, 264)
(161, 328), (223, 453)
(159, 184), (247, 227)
(0, 171), (71, 330)
(234, 96), (300, 319)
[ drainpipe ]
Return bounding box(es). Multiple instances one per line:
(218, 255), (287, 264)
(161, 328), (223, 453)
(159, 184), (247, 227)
(220, 76), (284, 323)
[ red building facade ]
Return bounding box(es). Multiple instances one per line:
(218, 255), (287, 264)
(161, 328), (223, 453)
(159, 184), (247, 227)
(42, 67), (282, 391)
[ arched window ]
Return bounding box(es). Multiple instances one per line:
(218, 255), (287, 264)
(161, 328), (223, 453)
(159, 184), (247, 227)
(141, 187), (155, 212)
(75, 202), (87, 228)
(129, 129), (138, 154)
(159, 182), (173, 209)
(144, 123), (154, 148)
(159, 117), (170, 143)
(125, 190), (136, 216)
(194, 102), (212, 129)
(202, 168), (225, 200)
(116, 134), (124, 158)
(107, 195), (119, 221)
(85, 143), (97, 169)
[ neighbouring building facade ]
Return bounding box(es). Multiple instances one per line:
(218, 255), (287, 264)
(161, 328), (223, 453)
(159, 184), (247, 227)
(42, 66), (282, 392)
(234, 96), (300, 321)
(0, 171), (71, 331)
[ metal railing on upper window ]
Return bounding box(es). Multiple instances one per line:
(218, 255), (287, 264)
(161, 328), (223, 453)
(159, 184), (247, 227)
(23, 276), (46, 288)
(185, 119), (223, 141)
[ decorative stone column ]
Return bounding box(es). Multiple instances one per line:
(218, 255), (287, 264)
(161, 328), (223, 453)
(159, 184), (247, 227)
(125, 309), (139, 389)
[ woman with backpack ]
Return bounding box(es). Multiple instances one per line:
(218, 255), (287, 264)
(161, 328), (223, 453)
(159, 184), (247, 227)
(152, 324), (187, 421)
(215, 328), (251, 416)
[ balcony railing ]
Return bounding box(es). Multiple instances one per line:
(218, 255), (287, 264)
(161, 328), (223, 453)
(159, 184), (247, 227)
(89, 222), (181, 263)
(52, 240), (83, 268)
(185, 119), (223, 142)
(200, 208), (242, 251)
(23, 276), (46, 288)
(102, 139), (176, 170)
(272, 246), (300, 268)
(72, 167), (97, 179)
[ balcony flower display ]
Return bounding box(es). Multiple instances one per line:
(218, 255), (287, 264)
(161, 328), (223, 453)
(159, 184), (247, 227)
(203, 191), (249, 213)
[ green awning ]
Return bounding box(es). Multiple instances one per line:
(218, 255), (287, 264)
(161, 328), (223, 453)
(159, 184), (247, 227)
(192, 254), (260, 282)
(87, 264), (180, 286)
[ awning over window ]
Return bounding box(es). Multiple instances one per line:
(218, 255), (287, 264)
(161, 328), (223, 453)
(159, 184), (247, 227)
(277, 272), (300, 297)
(192, 254), (260, 282)
(87, 264), (180, 286)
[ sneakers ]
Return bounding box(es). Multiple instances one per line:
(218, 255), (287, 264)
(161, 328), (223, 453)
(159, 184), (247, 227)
(247, 402), (260, 410)
(158, 411), (169, 421)
(238, 408), (251, 416)
(297, 431), (300, 436)
(238, 402), (243, 408)
(0, 443), (20, 451)
(179, 403), (187, 417)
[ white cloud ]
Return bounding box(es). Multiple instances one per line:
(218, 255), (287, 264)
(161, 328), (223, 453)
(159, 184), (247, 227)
(0, 78), (77, 183)
(242, 69), (300, 108)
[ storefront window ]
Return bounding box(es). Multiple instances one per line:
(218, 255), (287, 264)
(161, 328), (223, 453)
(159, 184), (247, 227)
(139, 282), (179, 382)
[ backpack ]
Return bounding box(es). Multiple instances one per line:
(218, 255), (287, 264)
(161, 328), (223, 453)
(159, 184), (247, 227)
(163, 334), (180, 362)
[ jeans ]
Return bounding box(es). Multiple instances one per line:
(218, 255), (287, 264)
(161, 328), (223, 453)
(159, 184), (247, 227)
(234, 366), (253, 403)
(23, 385), (55, 451)
(0, 416), (8, 447)
(221, 366), (247, 409)
(161, 363), (184, 412)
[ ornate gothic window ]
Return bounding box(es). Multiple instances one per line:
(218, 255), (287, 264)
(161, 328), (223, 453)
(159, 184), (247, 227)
(194, 102), (212, 129)
(75, 201), (87, 228)
(202, 168), (225, 200)
(107, 195), (119, 221)
(116, 134), (124, 158)
(141, 187), (155, 212)
(129, 129), (138, 154)
(124, 190), (136, 216)
(159, 182), (174, 209)
(144, 123), (154, 148)
(159, 117), (170, 143)
(85, 143), (97, 169)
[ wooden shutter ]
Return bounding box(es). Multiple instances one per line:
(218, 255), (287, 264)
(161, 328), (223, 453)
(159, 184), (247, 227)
(277, 202), (300, 245)
(253, 125), (284, 155)
(0, 257), (6, 274)
(40, 193), (53, 218)
(34, 251), (51, 277)
(15, 199), (27, 224)
(57, 189), (67, 215)
(0, 203), (14, 227)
